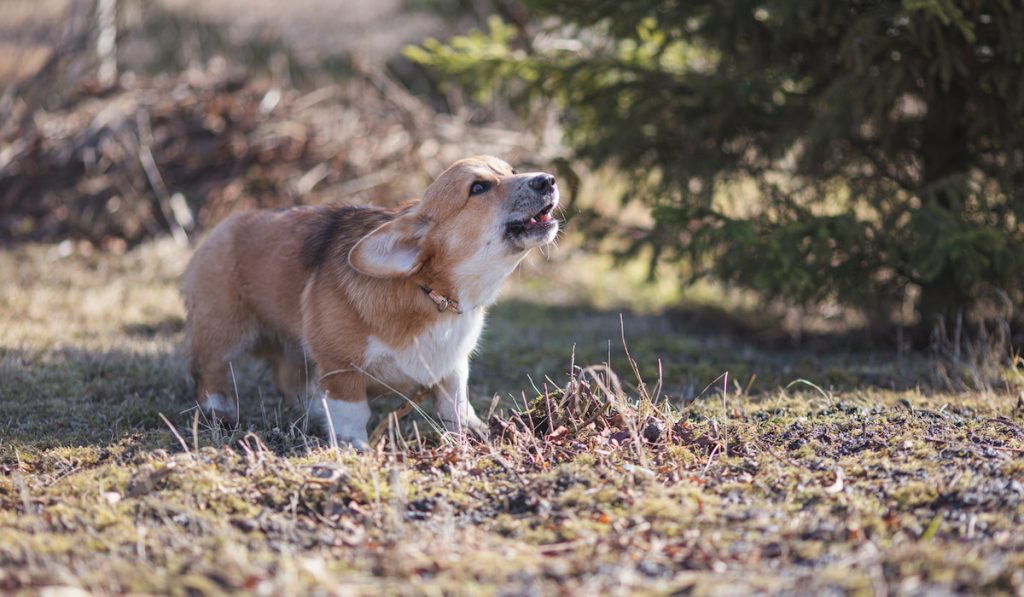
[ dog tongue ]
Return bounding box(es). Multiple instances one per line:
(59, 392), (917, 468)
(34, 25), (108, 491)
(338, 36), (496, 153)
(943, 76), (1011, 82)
(524, 210), (553, 230)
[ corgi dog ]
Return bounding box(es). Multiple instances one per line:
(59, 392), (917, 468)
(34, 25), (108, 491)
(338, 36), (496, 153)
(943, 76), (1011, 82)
(182, 156), (559, 448)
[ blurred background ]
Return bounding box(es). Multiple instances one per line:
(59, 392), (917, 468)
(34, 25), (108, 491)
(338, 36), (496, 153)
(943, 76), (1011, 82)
(0, 0), (540, 246)
(3, 5), (1023, 593)
(2, 0), (1022, 364)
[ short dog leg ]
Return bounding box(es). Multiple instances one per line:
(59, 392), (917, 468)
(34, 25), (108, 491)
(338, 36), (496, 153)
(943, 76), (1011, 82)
(193, 361), (238, 424)
(271, 354), (308, 404)
(317, 370), (370, 450)
(433, 361), (488, 440)
(202, 392), (238, 424)
(186, 311), (252, 426)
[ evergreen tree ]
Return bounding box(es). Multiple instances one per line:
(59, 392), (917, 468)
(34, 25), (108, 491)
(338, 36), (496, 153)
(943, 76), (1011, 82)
(409, 1), (1024, 336)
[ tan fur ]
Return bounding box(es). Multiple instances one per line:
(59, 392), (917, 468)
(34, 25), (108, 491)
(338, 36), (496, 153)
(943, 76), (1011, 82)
(182, 156), (559, 445)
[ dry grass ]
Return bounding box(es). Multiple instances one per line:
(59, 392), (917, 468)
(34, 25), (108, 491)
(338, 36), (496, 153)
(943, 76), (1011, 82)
(2, 240), (1024, 595)
(0, 0), (447, 86)
(0, 0), (68, 85)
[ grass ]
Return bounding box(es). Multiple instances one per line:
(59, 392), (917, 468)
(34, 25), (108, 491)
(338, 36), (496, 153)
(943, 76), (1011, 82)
(2, 239), (1024, 595)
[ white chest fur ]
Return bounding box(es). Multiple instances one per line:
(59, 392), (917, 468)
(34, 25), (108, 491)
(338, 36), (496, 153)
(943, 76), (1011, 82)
(362, 310), (485, 390)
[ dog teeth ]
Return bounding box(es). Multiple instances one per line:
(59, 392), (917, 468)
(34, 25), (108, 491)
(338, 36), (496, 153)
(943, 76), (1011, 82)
(518, 209), (554, 232)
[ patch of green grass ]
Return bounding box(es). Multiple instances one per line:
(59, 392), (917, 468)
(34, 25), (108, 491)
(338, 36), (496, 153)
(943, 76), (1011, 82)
(1, 240), (1023, 594)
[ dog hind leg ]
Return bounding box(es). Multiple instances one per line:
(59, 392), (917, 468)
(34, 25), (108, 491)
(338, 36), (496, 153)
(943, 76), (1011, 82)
(185, 300), (257, 425)
(253, 338), (309, 405)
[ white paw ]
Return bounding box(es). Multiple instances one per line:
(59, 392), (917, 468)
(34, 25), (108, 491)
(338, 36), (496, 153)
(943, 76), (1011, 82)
(202, 393), (237, 424)
(336, 430), (370, 451)
(318, 397), (371, 450)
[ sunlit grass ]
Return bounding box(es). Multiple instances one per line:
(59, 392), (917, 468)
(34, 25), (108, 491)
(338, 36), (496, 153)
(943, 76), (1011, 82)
(1, 239), (1023, 594)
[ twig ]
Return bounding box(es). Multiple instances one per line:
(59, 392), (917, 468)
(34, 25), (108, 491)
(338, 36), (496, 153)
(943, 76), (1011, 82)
(158, 412), (190, 454)
(369, 388), (432, 447)
(136, 108), (189, 245)
(321, 396), (339, 451)
(722, 371), (729, 457)
(619, 314), (649, 400)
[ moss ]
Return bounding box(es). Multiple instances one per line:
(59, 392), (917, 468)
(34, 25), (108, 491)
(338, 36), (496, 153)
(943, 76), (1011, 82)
(2, 241), (1023, 594)
(889, 482), (940, 509)
(1000, 460), (1024, 477)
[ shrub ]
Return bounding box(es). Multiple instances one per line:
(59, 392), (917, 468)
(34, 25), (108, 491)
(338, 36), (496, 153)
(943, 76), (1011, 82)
(409, 1), (1024, 334)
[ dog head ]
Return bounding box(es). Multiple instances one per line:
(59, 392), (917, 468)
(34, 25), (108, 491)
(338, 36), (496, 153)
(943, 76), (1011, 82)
(348, 156), (560, 297)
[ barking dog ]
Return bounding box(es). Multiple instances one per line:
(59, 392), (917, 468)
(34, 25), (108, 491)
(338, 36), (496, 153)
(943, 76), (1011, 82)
(182, 156), (559, 447)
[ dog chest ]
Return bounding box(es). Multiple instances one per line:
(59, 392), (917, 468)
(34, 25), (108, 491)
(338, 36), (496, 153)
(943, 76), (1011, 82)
(362, 311), (485, 389)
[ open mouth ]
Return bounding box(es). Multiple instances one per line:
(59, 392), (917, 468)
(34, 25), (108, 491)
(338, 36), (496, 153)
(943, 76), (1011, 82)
(505, 203), (556, 237)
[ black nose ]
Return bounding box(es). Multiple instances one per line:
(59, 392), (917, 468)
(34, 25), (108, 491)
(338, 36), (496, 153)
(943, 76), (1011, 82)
(528, 174), (556, 193)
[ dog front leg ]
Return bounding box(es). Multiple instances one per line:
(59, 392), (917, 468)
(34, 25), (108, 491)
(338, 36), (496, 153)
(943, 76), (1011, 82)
(433, 360), (488, 440)
(317, 370), (371, 450)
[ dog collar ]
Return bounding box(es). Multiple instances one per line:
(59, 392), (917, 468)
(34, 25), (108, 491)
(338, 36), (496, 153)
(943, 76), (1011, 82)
(420, 285), (462, 314)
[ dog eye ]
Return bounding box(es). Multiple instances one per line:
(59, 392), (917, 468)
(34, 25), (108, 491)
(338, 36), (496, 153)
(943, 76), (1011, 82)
(469, 181), (491, 196)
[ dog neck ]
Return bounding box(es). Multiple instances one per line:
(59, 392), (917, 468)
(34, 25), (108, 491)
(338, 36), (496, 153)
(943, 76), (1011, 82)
(419, 284), (461, 314)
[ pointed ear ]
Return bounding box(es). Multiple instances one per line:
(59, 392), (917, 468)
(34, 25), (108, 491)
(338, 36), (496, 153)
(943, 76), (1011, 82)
(348, 214), (429, 278)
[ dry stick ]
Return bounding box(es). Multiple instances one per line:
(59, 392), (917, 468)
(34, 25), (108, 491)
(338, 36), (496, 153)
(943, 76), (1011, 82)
(696, 372), (729, 401)
(561, 375), (583, 434)
(486, 393), (502, 421)
(412, 421), (424, 453)
(544, 374), (571, 415)
(228, 362), (241, 427)
(158, 413), (190, 454)
(520, 391), (537, 432)
(619, 314), (649, 401)
(387, 412), (399, 455)
(744, 373), (758, 396)
(517, 391), (546, 462)
(237, 435), (256, 463)
(700, 443), (721, 478)
(397, 413), (412, 453)
(722, 371), (729, 458)
(653, 358), (664, 404)
(94, 0), (118, 85)
(321, 396), (339, 451)
(392, 411), (411, 453)
(582, 364), (649, 469)
(543, 383), (555, 431)
(575, 365), (616, 431)
(136, 109), (189, 246)
(247, 432), (271, 460)
(368, 388), (432, 447)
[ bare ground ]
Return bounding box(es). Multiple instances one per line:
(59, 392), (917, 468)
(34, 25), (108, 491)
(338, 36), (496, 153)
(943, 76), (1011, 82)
(2, 240), (1023, 595)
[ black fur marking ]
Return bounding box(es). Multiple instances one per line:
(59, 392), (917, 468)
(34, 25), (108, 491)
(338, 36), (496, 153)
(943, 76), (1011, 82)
(302, 206), (367, 270)
(300, 204), (409, 271)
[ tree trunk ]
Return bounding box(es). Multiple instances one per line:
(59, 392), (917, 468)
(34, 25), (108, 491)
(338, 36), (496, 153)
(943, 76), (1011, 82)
(914, 84), (969, 345)
(916, 268), (968, 345)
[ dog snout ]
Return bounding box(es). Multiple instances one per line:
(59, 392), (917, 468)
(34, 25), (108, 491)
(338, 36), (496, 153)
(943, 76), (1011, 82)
(528, 174), (556, 194)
